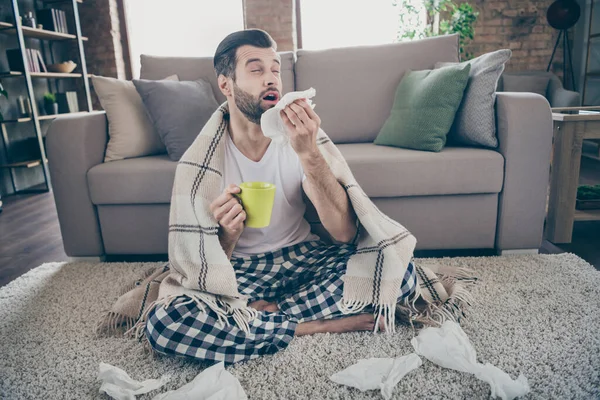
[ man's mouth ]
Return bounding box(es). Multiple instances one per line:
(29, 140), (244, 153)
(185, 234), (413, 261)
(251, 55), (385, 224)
(262, 91), (280, 103)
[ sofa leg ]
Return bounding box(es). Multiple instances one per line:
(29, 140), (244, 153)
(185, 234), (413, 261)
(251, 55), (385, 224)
(497, 249), (539, 256)
(68, 256), (106, 263)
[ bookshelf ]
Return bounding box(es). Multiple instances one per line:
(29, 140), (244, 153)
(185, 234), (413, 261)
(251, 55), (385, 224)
(0, 0), (92, 195)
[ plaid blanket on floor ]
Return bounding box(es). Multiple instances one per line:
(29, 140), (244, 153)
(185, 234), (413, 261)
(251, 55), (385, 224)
(96, 103), (476, 340)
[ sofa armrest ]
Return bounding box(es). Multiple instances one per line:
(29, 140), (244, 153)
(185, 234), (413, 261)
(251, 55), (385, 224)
(549, 87), (581, 108)
(46, 111), (108, 256)
(495, 92), (553, 251)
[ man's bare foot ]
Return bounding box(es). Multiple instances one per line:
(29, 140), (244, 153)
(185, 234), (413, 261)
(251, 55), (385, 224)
(248, 299), (279, 313)
(295, 313), (387, 336)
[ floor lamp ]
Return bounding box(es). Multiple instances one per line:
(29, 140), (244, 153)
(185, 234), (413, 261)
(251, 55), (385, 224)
(546, 0), (581, 91)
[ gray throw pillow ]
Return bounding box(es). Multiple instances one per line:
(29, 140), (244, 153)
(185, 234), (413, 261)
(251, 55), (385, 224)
(133, 78), (220, 161)
(501, 74), (550, 97)
(435, 49), (512, 148)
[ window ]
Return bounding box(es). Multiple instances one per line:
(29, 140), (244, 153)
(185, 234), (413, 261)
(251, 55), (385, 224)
(299, 0), (423, 50)
(125, 0), (244, 78)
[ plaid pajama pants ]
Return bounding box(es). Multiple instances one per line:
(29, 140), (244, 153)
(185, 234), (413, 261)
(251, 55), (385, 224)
(144, 240), (417, 365)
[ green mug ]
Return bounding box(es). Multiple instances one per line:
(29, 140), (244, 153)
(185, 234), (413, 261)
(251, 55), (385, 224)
(236, 182), (276, 228)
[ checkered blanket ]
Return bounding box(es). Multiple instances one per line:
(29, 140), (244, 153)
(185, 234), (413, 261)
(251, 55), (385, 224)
(96, 103), (476, 340)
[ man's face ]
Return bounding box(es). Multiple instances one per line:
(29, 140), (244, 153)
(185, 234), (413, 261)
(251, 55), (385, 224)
(230, 45), (282, 124)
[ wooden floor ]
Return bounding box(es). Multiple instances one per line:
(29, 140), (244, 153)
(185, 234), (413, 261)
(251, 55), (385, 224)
(0, 191), (70, 287)
(1, 162), (599, 287)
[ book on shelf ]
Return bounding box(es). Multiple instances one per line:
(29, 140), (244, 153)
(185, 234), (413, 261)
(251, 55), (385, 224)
(37, 8), (68, 33)
(59, 10), (67, 33)
(69, 91), (79, 112)
(37, 8), (59, 32)
(52, 9), (61, 32)
(36, 50), (47, 73)
(6, 49), (24, 72)
(56, 91), (79, 113)
(6, 49), (47, 73)
(25, 49), (33, 72)
(30, 50), (35, 72)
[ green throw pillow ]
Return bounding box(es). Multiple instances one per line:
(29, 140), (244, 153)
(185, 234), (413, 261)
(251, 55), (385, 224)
(374, 63), (472, 152)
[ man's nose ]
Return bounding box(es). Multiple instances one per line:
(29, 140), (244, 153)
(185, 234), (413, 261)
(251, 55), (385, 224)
(265, 72), (278, 87)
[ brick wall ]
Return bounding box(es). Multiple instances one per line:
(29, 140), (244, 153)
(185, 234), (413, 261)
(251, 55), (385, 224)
(77, 0), (128, 109)
(244, 0), (297, 51)
(79, 0), (127, 78)
(465, 0), (564, 74)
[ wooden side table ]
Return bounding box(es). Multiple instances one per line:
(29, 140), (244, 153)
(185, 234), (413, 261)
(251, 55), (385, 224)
(545, 106), (600, 243)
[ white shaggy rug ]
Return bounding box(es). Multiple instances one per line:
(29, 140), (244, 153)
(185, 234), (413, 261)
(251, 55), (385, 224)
(0, 253), (599, 399)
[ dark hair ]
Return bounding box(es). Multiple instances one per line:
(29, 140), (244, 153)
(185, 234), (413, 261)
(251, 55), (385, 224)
(214, 29), (277, 80)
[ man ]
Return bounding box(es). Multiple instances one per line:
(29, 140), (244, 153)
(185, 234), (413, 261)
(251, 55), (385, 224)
(143, 29), (418, 364)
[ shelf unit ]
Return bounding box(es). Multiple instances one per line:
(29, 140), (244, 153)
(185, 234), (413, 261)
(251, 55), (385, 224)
(574, 208), (600, 222)
(1, 111), (88, 123)
(0, 21), (88, 41)
(1, 71), (83, 78)
(0, 0), (92, 195)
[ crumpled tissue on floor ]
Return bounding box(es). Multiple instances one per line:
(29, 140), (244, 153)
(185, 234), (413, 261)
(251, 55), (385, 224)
(411, 320), (530, 400)
(331, 321), (530, 400)
(330, 353), (422, 399)
(98, 361), (247, 400)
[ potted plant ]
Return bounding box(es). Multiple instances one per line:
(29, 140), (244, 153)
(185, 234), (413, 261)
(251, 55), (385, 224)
(576, 184), (600, 210)
(43, 92), (58, 115)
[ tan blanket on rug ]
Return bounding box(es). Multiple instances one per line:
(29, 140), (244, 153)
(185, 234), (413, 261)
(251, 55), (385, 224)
(96, 103), (475, 341)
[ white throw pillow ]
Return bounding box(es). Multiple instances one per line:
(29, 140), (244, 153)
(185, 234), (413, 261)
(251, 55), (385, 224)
(92, 74), (179, 162)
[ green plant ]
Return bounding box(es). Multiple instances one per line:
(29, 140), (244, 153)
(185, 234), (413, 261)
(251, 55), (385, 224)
(577, 184), (600, 200)
(395, 0), (479, 60)
(43, 92), (56, 105)
(0, 80), (7, 122)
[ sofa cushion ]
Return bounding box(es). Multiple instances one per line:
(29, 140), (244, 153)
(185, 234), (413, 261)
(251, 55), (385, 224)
(374, 63), (471, 152)
(88, 143), (504, 205)
(133, 78), (220, 161)
(139, 52), (295, 105)
(338, 143), (504, 197)
(435, 49), (512, 149)
(294, 34), (460, 144)
(88, 155), (177, 205)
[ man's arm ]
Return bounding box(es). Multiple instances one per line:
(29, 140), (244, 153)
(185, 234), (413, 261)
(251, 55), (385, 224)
(281, 99), (357, 243)
(219, 234), (238, 260)
(301, 154), (357, 243)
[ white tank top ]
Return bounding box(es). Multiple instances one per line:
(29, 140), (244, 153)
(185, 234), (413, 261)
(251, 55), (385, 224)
(222, 133), (319, 257)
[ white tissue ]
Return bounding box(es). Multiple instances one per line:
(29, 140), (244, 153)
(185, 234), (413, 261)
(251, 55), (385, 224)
(98, 362), (171, 400)
(260, 87), (316, 145)
(330, 353), (422, 400)
(98, 362), (247, 400)
(411, 321), (530, 400)
(153, 362), (247, 400)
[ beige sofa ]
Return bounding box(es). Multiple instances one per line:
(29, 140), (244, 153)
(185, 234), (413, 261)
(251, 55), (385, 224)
(46, 34), (553, 257)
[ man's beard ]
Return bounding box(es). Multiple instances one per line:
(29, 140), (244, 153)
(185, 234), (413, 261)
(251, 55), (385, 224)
(232, 81), (270, 125)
